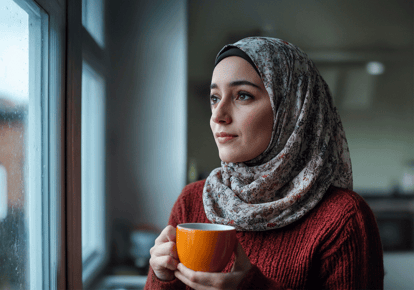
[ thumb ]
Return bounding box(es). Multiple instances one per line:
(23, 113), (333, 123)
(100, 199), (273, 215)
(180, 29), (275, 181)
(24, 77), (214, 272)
(231, 242), (252, 272)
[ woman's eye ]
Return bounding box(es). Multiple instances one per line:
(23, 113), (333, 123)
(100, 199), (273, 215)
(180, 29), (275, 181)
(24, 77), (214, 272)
(210, 95), (219, 105)
(237, 93), (253, 101)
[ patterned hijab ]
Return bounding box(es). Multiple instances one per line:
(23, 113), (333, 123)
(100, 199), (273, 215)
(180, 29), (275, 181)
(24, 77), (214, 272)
(203, 37), (353, 231)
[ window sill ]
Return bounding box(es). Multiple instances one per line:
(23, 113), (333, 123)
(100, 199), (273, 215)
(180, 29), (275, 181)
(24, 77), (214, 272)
(94, 275), (147, 290)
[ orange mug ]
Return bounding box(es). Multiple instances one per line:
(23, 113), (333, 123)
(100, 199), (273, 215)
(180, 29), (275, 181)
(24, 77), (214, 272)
(176, 223), (237, 272)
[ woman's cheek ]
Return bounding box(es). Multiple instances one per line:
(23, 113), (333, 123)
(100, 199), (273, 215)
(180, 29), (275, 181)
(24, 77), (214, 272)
(246, 111), (273, 148)
(244, 113), (256, 127)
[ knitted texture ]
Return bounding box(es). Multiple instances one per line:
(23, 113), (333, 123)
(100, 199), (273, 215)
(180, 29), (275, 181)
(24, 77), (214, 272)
(145, 180), (384, 290)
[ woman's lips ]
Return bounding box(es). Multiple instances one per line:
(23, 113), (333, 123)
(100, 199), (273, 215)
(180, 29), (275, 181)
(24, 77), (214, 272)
(216, 135), (238, 144)
(215, 132), (238, 144)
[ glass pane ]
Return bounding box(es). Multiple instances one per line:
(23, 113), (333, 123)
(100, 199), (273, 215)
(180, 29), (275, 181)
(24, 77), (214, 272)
(82, 0), (105, 47)
(0, 1), (29, 289)
(0, 0), (45, 289)
(81, 62), (106, 280)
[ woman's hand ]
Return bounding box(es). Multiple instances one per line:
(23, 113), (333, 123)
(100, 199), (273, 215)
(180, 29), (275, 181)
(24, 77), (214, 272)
(174, 242), (252, 290)
(149, 225), (179, 281)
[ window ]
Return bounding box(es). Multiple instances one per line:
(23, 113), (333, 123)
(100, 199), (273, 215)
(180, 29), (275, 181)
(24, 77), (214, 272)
(0, 0), (57, 288)
(1, 0), (109, 288)
(81, 0), (108, 286)
(81, 61), (107, 284)
(1, 0), (82, 288)
(82, 0), (105, 48)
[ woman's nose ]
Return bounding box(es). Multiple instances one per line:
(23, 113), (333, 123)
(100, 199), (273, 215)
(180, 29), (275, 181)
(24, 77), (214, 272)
(211, 99), (232, 124)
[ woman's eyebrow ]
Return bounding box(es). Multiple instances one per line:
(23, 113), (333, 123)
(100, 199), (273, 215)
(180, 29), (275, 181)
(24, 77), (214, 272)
(210, 80), (261, 90)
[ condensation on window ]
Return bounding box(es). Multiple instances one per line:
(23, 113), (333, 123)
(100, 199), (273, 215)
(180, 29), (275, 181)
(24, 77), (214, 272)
(0, 0), (29, 289)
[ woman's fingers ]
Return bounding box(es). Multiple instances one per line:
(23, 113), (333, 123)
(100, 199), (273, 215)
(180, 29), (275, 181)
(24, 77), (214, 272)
(174, 242), (252, 289)
(149, 225), (179, 281)
(154, 225), (176, 245)
(151, 254), (179, 271)
(175, 263), (238, 290)
(150, 240), (178, 259)
(174, 264), (215, 289)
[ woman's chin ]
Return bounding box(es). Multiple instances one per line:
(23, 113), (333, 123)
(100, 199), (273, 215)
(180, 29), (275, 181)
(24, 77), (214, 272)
(219, 155), (236, 164)
(219, 154), (244, 164)
(219, 151), (262, 164)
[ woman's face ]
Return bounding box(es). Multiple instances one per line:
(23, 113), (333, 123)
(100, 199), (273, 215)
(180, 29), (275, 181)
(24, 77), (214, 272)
(210, 56), (273, 163)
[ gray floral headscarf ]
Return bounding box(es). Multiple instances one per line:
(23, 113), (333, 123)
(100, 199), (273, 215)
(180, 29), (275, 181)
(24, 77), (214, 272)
(203, 37), (353, 231)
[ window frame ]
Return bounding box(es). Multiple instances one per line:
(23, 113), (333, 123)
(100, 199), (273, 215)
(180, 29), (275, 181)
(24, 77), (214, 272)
(32, 0), (84, 288)
(80, 0), (109, 286)
(64, 0), (83, 288)
(25, 2), (48, 289)
(81, 59), (108, 286)
(3, 0), (107, 288)
(6, 0), (73, 288)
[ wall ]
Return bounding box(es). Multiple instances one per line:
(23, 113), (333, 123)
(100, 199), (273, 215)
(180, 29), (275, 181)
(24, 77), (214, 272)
(318, 60), (414, 193)
(106, 0), (187, 232)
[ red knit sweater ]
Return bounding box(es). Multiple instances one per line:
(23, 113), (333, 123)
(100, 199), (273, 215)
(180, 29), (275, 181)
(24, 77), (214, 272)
(145, 180), (384, 289)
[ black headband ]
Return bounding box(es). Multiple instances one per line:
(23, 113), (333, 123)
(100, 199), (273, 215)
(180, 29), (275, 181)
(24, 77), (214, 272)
(215, 47), (260, 76)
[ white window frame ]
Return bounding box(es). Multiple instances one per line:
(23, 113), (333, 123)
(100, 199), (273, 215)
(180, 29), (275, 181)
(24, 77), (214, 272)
(81, 0), (109, 286)
(25, 1), (48, 288)
(10, 0), (65, 289)
(4, 0), (108, 288)
(10, 0), (48, 288)
(81, 60), (107, 285)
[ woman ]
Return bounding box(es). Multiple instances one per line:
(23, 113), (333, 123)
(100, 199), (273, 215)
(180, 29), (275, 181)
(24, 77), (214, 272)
(145, 37), (384, 289)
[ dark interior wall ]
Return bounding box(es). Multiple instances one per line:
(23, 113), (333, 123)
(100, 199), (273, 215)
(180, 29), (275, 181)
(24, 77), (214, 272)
(106, 0), (187, 235)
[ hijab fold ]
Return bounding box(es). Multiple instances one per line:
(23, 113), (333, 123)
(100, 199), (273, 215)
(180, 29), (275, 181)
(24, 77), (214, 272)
(203, 37), (353, 231)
